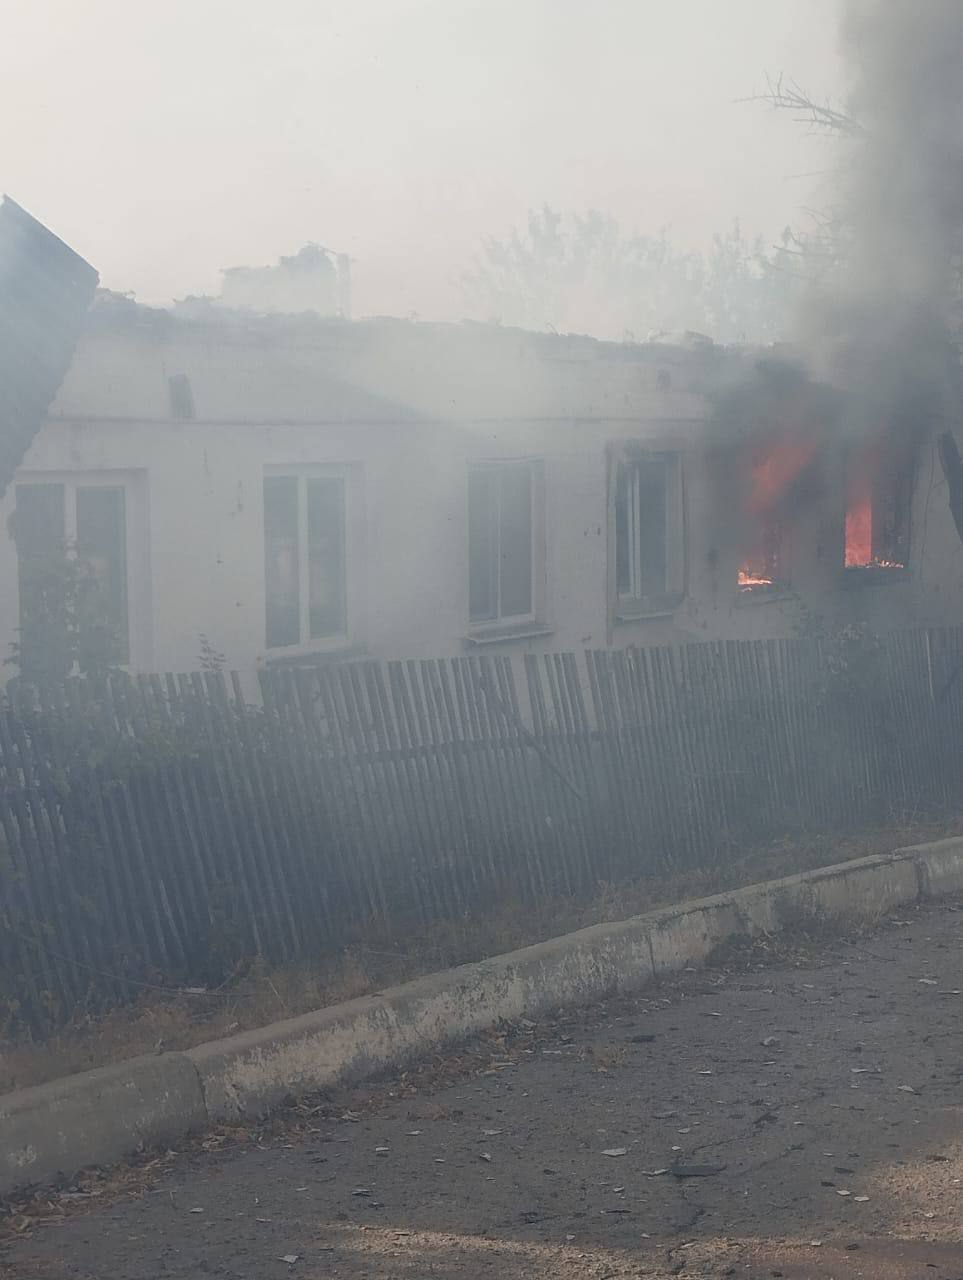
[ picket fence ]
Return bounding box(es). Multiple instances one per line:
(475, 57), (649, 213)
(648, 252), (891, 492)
(2, 628), (963, 1030)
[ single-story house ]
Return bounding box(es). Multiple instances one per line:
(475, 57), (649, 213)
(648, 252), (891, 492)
(1, 293), (961, 680)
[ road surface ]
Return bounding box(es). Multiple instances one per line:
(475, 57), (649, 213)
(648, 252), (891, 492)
(4, 901), (963, 1279)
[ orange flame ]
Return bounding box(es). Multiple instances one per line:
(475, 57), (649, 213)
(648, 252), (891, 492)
(747, 440), (818, 518)
(739, 438), (816, 590)
(738, 569), (774, 589)
(844, 439), (906, 570)
(844, 491), (873, 567)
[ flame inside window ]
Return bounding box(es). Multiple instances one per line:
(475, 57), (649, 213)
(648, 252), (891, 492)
(738, 440), (814, 592)
(844, 439), (909, 571)
(738, 522), (782, 591)
(844, 479), (874, 568)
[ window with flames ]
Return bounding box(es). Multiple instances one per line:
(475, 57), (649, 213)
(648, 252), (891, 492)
(737, 440), (816, 593)
(843, 439), (913, 573)
(738, 519), (785, 592)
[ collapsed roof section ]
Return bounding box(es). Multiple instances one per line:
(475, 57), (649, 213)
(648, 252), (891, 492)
(0, 197), (98, 496)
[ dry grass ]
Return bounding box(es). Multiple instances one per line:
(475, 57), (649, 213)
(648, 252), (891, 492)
(1, 812), (959, 1094)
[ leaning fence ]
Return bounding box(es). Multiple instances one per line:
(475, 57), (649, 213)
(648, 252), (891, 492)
(2, 628), (963, 1031)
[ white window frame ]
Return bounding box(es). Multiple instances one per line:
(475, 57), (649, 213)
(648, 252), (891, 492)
(468, 459), (545, 634)
(13, 470), (151, 670)
(263, 465), (359, 657)
(609, 445), (685, 621)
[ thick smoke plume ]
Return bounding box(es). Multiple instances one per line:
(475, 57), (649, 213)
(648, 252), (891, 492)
(711, 1), (963, 575)
(808, 0), (963, 445)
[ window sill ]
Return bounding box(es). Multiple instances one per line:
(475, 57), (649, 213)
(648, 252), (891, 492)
(736, 586), (794, 606)
(262, 641), (367, 667)
(615, 594), (683, 623)
(841, 565), (910, 587)
(464, 622), (555, 647)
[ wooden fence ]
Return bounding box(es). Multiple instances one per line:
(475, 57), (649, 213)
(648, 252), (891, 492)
(2, 628), (963, 1031)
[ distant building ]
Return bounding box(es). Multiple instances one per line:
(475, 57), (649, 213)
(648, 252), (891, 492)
(217, 244), (351, 319)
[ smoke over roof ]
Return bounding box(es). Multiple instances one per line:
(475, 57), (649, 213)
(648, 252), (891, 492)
(808, 0), (963, 445)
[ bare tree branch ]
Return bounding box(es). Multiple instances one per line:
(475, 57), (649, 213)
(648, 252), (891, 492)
(738, 73), (866, 138)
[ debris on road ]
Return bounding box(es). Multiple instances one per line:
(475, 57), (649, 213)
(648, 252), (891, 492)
(670, 1162), (727, 1178)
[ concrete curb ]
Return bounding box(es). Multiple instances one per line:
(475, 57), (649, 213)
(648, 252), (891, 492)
(3, 836), (962, 1198)
(897, 835), (963, 898)
(0, 1052), (205, 1197)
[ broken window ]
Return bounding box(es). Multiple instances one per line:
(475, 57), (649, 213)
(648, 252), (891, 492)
(843, 438), (912, 571)
(738, 518), (786, 592)
(264, 473), (346, 649)
(735, 438), (814, 594)
(612, 450), (683, 613)
(13, 480), (129, 679)
(469, 463), (534, 624)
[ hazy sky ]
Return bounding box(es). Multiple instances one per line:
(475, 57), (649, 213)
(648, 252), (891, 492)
(3, 0), (844, 319)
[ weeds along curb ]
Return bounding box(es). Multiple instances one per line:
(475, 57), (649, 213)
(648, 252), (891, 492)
(2, 837), (961, 1198)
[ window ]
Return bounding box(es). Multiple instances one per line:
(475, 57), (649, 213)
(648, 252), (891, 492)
(844, 438), (912, 572)
(264, 474), (346, 649)
(611, 449), (684, 614)
(468, 463), (535, 624)
(14, 481), (130, 677)
(736, 439), (810, 594)
(76, 487), (128, 654)
(738, 519), (786, 592)
(168, 373), (195, 420)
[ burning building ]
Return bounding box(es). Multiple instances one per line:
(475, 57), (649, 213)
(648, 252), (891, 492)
(0, 302), (960, 681)
(718, 0), (963, 635)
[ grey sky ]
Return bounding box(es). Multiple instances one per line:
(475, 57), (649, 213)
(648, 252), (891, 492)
(3, 0), (843, 318)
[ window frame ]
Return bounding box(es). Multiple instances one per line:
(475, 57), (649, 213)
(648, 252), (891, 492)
(12, 470), (148, 670)
(262, 465), (354, 656)
(467, 459), (545, 636)
(608, 443), (686, 622)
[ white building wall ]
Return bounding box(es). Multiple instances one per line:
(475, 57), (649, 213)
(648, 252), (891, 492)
(1, 313), (962, 682)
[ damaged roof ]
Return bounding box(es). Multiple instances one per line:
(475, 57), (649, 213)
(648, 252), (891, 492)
(51, 293), (725, 427)
(0, 197), (98, 495)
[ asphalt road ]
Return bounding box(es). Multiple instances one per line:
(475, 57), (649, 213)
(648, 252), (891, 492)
(5, 901), (963, 1280)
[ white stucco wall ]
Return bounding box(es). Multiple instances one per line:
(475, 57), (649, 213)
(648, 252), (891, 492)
(1, 310), (962, 681)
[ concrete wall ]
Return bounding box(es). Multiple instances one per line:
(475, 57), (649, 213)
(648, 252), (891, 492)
(0, 311), (961, 678)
